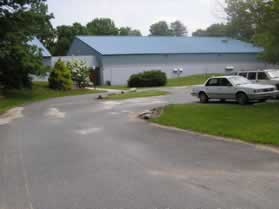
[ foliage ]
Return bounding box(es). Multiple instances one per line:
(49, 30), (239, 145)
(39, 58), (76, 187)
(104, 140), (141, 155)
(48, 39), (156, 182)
(128, 71), (167, 87)
(149, 21), (173, 36)
(224, 0), (265, 41)
(48, 60), (73, 90)
(106, 90), (168, 100)
(29, 2), (55, 51)
(253, 0), (279, 64)
(0, 82), (104, 115)
(192, 24), (229, 37)
(0, 0), (52, 89)
(170, 20), (188, 36)
(67, 60), (90, 88)
(119, 27), (142, 36)
(152, 103), (279, 145)
(87, 18), (118, 35)
(52, 23), (88, 55)
(223, 0), (279, 63)
(150, 20), (188, 36)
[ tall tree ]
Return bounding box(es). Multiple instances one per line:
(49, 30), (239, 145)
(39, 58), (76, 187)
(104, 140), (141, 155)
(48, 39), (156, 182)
(224, 0), (265, 41)
(149, 21), (172, 36)
(170, 20), (188, 36)
(224, 0), (279, 63)
(193, 23), (228, 37)
(119, 27), (142, 36)
(0, 0), (53, 89)
(87, 18), (118, 35)
(29, 2), (55, 51)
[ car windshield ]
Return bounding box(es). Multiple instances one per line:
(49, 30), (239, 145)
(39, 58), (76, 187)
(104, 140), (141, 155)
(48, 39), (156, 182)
(229, 76), (252, 85)
(267, 71), (279, 78)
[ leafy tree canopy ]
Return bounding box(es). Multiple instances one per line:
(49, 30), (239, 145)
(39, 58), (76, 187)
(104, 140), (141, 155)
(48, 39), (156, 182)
(170, 20), (188, 36)
(52, 23), (88, 56)
(192, 23), (228, 37)
(149, 21), (173, 36)
(87, 18), (118, 35)
(119, 27), (142, 36)
(0, 0), (53, 89)
(150, 20), (188, 36)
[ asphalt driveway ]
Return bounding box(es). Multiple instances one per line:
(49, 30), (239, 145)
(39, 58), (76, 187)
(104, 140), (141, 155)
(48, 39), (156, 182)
(1, 87), (279, 209)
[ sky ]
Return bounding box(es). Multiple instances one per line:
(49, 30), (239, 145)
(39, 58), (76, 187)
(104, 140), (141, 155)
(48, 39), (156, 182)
(47, 0), (226, 35)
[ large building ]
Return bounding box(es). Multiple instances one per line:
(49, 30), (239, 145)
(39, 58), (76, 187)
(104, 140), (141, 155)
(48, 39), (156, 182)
(67, 36), (267, 85)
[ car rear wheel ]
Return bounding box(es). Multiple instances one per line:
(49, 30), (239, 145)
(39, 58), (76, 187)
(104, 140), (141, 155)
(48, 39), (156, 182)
(199, 92), (208, 103)
(236, 93), (249, 105)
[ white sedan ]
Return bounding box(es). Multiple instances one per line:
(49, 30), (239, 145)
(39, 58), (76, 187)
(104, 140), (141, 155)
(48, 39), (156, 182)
(191, 76), (279, 105)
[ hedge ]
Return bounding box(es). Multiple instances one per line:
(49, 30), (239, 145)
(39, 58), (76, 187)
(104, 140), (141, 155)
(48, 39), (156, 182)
(128, 70), (167, 87)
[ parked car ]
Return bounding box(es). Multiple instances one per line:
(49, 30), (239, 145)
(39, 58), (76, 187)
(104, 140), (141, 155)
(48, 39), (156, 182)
(231, 69), (279, 90)
(191, 76), (279, 105)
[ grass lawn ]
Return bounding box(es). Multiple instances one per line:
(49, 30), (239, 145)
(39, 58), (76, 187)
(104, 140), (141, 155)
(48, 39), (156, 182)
(152, 103), (279, 145)
(105, 90), (168, 100)
(0, 82), (104, 115)
(167, 73), (222, 87)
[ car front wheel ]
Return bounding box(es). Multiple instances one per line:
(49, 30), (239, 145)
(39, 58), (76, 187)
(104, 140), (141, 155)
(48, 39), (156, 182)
(199, 92), (209, 103)
(236, 93), (249, 105)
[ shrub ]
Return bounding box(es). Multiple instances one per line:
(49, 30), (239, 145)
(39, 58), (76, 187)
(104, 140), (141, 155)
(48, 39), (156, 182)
(67, 60), (90, 88)
(128, 70), (167, 87)
(48, 59), (73, 90)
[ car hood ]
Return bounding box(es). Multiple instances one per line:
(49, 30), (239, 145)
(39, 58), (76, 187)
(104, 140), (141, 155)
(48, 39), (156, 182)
(238, 83), (275, 89)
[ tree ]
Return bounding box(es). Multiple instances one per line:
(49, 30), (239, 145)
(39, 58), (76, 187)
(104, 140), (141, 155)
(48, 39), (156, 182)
(170, 20), (188, 36)
(149, 21), (172, 36)
(0, 0), (52, 89)
(119, 27), (142, 36)
(253, 0), (279, 63)
(224, 0), (266, 41)
(224, 0), (279, 63)
(29, 2), (55, 51)
(87, 18), (118, 35)
(52, 23), (88, 56)
(49, 60), (73, 90)
(193, 23), (228, 37)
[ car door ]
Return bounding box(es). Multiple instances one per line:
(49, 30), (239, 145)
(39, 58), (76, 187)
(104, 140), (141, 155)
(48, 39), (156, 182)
(247, 72), (257, 83)
(256, 72), (270, 85)
(218, 78), (236, 99)
(205, 78), (220, 98)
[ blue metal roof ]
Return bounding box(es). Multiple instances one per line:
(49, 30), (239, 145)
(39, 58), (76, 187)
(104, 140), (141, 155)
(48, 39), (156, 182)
(28, 37), (51, 57)
(76, 36), (263, 56)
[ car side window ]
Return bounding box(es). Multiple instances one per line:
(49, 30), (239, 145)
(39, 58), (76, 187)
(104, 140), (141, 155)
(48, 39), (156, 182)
(248, 72), (257, 80)
(206, 78), (219, 86)
(239, 72), (247, 78)
(258, 72), (268, 80)
(219, 78), (232, 87)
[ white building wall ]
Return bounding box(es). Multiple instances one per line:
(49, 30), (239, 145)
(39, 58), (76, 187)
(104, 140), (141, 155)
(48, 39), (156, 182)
(102, 54), (269, 85)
